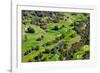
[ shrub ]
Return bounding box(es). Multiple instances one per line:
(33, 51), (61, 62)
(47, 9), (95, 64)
(70, 34), (75, 38)
(51, 48), (56, 51)
(27, 26), (35, 33)
(53, 19), (58, 23)
(34, 46), (39, 50)
(38, 53), (43, 59)
(28, 49), (32, 53)
(31, 47), (34, 51)
(36, 35), (44, 41)
(52, 25), (59, 30)
(34, 56), (39, 61)
(67, 16), (69, 19)
(71, 13), (77, 15)
(55, 37), (60, 41)
(24, 51), (29, 56)
(41, 35), (44, 38)
(51, 48), (58, 54)
(45, 42), (51, 46)
(36, 37), (42, 41)
(82, 51), (90, 59)
(51, 51), (55, 54)
(43, 49), (50, 54)
(61, 25), (65, 28)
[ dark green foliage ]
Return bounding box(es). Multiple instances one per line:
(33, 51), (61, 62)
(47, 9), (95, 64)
(38, 53), (43, 59)
(34, 56), (39, 61)
(34, 46), (39, 50)
(26, 26), (35, 33)
(36, 35), (44, 41)
(82, 51), (90, 59)
(43, 49), (50, 54)
(52, 25), (59, 30)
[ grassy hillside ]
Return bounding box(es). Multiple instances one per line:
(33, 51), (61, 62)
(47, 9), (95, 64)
(22, 10), (90, 62)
